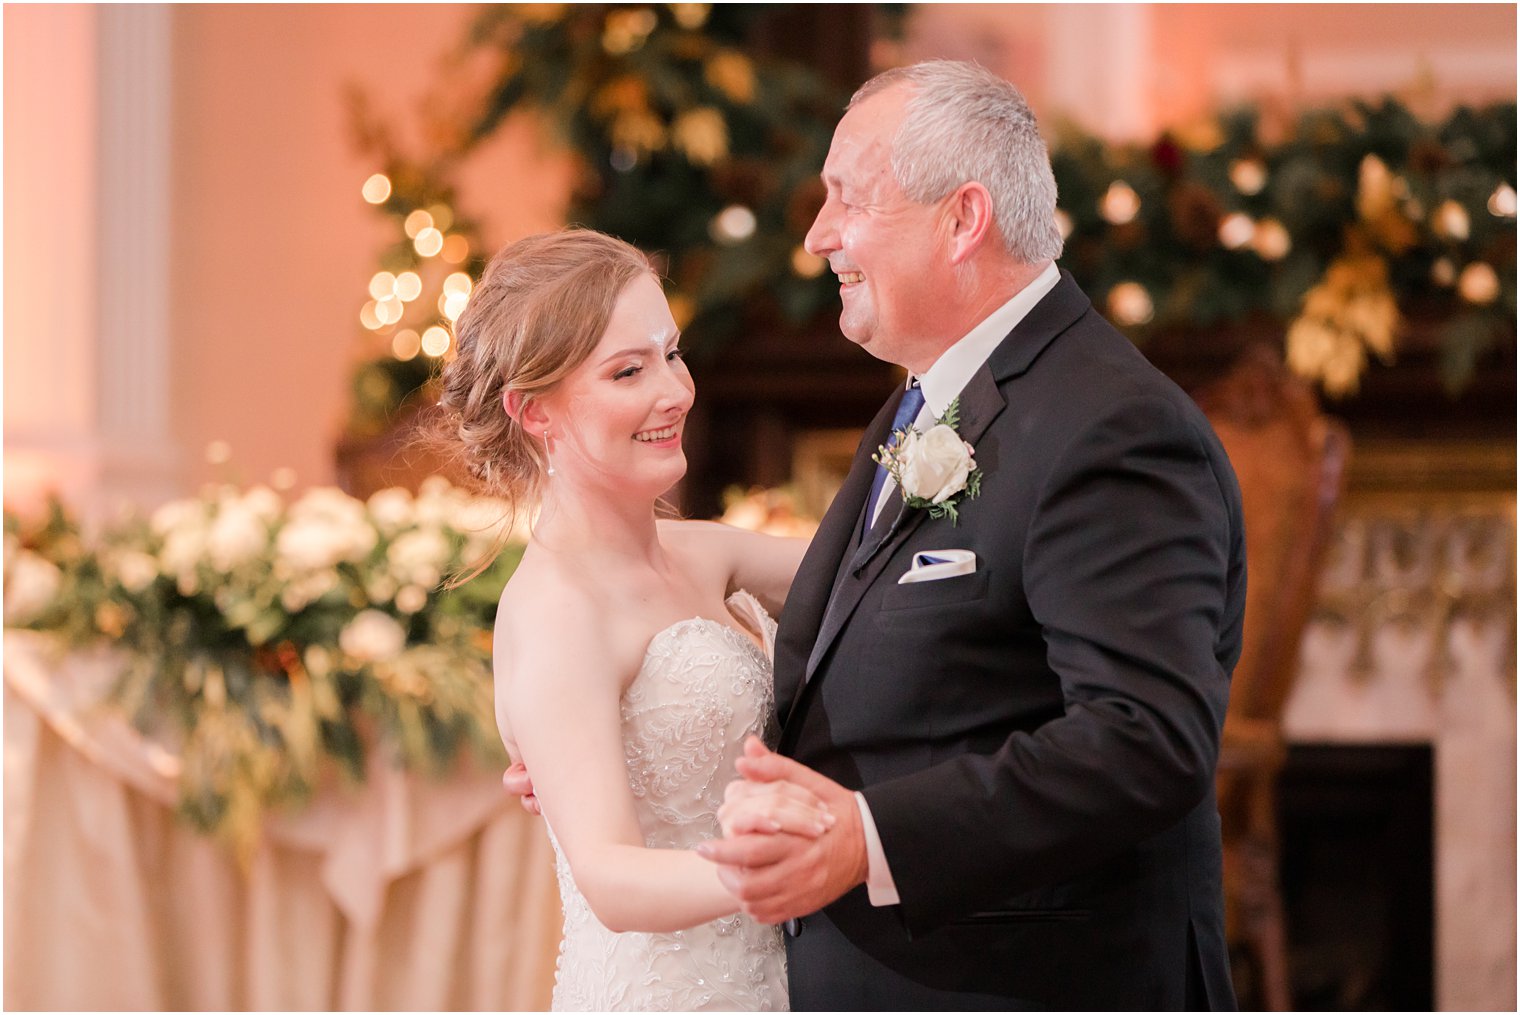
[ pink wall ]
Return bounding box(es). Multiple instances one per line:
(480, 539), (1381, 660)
(3, 5), (99, 510)
(168, 4), (571, 493)
(903, 3), (1515, 138)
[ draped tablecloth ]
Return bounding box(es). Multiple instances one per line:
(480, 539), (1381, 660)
(4, 630), (562, 1011)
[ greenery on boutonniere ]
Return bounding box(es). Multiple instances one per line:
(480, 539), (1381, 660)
(873, 397), (983, 525)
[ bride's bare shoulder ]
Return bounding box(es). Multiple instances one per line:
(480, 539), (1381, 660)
(491, 553), (629, 688)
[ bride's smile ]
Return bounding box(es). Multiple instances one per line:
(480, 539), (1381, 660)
(532, 273), (695, 498)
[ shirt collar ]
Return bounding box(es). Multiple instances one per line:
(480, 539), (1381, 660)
(911, 261), (1061, 419)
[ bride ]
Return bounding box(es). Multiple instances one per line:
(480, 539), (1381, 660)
(434, 229), (826, 1011)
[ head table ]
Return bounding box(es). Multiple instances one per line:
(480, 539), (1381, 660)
(4, 629), (562, 1011)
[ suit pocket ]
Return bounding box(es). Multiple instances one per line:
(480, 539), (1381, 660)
(880, 567), (990, 612)
(951, 908), (1092, 926)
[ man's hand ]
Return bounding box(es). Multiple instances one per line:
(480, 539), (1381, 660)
(502, 761), (541, 816)
(696, 737), (869, 924)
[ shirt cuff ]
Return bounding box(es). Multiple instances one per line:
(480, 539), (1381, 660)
(853, 791), (900, 907)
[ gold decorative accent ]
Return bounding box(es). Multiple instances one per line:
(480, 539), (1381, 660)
(1314, 493), (1516, 694)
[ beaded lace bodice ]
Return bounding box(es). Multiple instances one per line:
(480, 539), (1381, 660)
(548, 591), (788, 1012)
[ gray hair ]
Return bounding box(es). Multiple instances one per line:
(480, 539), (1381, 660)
(851, 60), (1063, 263)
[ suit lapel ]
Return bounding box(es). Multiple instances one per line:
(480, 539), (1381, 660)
(773, 390), (900, 725)
(781, 271), (1093, 730)
(802, 366), (1009, 685)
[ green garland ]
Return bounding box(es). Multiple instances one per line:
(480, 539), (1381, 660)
(1052, 99), (1516, 394)
(344, 4), (1515, 435)
(347, 3), (845, 436)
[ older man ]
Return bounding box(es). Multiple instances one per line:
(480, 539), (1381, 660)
(700, 61), (1244, 1010)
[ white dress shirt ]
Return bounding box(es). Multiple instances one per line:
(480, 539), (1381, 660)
(854, 260), (1061, 906)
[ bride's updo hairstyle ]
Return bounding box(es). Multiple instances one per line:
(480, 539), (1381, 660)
(434, 229), (655, 506)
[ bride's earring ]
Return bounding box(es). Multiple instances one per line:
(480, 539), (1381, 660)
(543, 430), (556, 477)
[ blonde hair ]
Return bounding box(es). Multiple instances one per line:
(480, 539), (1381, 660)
(432, 229), (656, 510)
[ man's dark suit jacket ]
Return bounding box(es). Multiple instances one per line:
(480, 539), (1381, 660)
(773, 272), (1245, 1011)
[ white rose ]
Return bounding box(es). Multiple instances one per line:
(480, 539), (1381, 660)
(160, 527), (207, 579)
(412, 476), (463, 528)
(275, 517), (347, 571)
(207, 500), (268, 572)
(151, 497), (207, 538)
(394, 584), (429, 614)
(387, 528), (450, 588)
(339, 609), (407, 663)
(239, 485), (284, 522)
(367, 487), (414, 533)
(4, 551), (62, 625)
(114, 551), (161, 593)
(365, 572), (399, 605)
(899, 424), (975, 504)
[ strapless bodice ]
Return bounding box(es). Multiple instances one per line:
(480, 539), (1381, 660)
(548, 591), (788, 1011)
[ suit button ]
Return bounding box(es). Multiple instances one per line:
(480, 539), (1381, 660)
(784, 917), (803, 937)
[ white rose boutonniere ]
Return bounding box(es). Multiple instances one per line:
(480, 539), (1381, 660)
(872, 397), (983, 524)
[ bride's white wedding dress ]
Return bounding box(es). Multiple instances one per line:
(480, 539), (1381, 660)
(547, 591), (789, 1011)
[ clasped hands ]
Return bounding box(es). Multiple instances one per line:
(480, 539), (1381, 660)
(502, 736), (868, 924)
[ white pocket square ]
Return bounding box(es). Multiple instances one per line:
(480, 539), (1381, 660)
(897, 548), (977, 584)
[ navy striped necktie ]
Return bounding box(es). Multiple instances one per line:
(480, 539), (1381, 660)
(864, 380), (926, 534)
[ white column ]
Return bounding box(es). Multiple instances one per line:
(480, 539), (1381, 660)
(95, 3), (180, 511)
(1043, 4), (1155, 140)
(3, 5), (102, 514)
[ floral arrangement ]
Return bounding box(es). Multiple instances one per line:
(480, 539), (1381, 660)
(3, 478), (522, 858)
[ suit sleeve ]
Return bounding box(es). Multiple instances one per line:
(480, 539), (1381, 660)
(860, 392), (1241, 933)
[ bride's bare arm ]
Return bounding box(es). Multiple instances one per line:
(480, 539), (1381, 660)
(502, 610), (826, 933)
(659, 520), (808, 616)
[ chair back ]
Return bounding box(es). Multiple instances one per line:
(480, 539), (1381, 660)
(1194, 345), (1351, 730)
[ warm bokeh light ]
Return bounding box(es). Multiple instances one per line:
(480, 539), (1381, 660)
(205, 440), (232, 465)
(667, 293), (695, 330)
(404, 209), (434, 239)
(1252, 218), (1291, 260)
(441, 291), (469, 321)
(396, 271), (423, 302)
(376, 296), (403, 325)
(1100, 181), (1141, 225)
(270, 467), (297, 490)
(602, 7), (656, 54)
(670, 3), (711, 29)
(1054, 208), (1074, 240)
(443, 271), (473, 296)
(391, 328), (422, 361)
(426, 203), (454, 232)
(361, 173), (392, 204)
(441, 234), (471, 263)
(368, 271), (397, 300)
(710, 204), (756, 244)
(790, 246), (826, 278)
(1218, 212), (1255, 249)
(1488, 182), (1517, 218)
(1434, 200), (1471, 241)
(1458, 261), (1500, 304)
(1229, 159), (1267, 196)
(359, 300), (383, 330)
(1107, 281), (1154, 326)
(421, 325), (451, 357)
(414, 227), (444, 257)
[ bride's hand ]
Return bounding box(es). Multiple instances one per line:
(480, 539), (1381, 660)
(717, 777), (836, 838)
